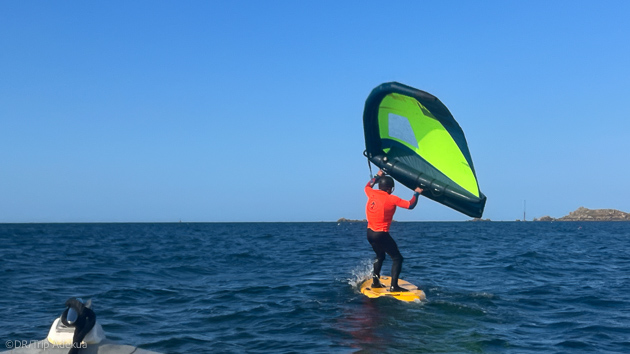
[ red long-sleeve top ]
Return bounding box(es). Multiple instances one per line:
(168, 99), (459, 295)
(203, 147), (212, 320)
(365, 178), (418, 232)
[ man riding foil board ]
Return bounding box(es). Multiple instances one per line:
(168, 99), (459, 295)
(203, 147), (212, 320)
(365, 170), (423, 292)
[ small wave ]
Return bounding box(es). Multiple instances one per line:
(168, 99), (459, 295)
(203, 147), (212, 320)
(431, 299), (487, 317)
(555, 339), (591, 349)
(470, 292), (496, 299)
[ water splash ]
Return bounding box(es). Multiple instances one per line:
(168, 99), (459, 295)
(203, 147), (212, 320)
(347, 259), (374, 290)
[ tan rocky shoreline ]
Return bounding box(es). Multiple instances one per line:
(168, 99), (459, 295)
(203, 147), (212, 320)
(339, 207), (630, 222)
(535, 207), (630, 221)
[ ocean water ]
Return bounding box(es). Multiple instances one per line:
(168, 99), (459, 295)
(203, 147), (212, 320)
(1, 222), (629, 353)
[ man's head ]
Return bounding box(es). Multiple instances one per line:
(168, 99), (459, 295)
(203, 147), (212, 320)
(378, 176), (395, 194)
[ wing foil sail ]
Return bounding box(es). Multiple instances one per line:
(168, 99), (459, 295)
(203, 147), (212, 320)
(363, 82), (486, 218)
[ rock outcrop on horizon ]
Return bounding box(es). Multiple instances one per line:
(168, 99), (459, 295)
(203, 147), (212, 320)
(337, 218), (367, 223)
(535, 207), (630, 221)
(469, 218), (492, 222)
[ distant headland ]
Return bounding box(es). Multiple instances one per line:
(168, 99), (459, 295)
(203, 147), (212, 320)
(534, 207), (630, 221)
(339, 207), (630, 222)
(337, 218), (366, 223)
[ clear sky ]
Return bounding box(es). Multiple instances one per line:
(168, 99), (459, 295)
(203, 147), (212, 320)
(1, 1), (629, 222)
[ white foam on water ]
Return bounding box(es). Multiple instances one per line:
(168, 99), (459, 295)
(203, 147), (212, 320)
(347, 259), (374, 290)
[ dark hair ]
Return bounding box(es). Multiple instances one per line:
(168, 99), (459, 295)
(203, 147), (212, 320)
(378, 176), (395, 192)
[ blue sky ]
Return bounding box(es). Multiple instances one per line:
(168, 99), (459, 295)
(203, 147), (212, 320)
(2, 1), (629, 222)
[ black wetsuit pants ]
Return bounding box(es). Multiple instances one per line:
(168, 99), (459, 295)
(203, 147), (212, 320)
(367, 228), (403, 287)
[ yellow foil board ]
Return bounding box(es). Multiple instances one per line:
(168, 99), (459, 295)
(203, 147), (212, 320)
(360, 276), (426, 302)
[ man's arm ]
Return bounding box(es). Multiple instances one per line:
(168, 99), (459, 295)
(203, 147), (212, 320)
(395, 187), (424, 210)
(365, 170), (385, 190)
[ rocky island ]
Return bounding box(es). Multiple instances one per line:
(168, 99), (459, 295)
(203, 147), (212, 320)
(337, 218), (367, 223)
(535, 207), (630, 221)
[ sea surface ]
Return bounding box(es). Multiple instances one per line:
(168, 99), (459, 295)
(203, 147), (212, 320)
(1, 222), (629, 353)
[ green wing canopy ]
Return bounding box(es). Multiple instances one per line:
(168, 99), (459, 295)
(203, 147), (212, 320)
(363, 82), (486, 218)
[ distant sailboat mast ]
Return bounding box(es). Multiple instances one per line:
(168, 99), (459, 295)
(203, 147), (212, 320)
(523, 200), (526, 221)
